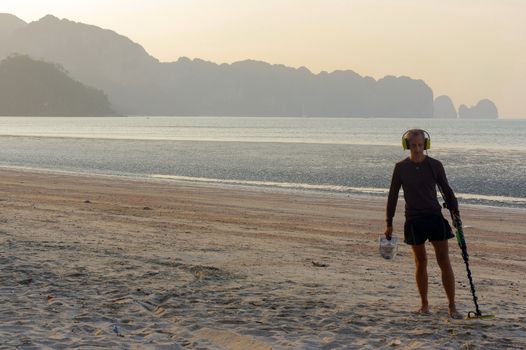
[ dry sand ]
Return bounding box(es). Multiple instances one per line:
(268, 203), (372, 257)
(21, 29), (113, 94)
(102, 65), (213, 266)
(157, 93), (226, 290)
(0, 167), (524, 349)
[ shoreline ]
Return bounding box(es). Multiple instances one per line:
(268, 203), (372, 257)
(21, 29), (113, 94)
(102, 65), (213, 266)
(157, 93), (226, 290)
(1, 164), (525, 212)
(1, 167), (525, 348)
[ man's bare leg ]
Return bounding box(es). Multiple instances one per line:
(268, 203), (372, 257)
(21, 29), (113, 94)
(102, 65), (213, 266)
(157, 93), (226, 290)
(411, 243), (429, 313)
(431, 240), (461, 318)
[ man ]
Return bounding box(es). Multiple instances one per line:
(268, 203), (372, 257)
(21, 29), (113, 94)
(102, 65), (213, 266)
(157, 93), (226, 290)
(385, 129), (462, 318)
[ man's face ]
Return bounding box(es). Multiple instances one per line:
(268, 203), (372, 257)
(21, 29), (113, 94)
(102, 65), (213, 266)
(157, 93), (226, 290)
(408, 134), (425, 155)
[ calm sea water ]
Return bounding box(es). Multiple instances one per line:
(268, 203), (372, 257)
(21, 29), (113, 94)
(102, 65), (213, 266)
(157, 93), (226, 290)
(0, 116), (525, 208)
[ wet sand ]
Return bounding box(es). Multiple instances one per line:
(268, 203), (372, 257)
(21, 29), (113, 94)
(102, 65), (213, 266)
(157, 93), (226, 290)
(0, 167), (525, 349)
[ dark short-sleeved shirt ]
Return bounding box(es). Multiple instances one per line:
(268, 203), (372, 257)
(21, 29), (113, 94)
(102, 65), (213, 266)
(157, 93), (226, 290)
(386, 156), (458, 226)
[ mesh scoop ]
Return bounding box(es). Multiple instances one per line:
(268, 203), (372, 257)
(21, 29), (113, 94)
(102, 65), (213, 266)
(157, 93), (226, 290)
(379, 235), (398, 260)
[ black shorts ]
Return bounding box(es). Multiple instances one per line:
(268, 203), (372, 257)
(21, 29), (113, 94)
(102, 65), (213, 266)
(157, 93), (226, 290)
(404, 214), (454, 246)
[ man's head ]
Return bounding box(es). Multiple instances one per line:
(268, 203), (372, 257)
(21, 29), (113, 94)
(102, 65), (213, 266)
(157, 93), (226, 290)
(402, 129), (430, 151)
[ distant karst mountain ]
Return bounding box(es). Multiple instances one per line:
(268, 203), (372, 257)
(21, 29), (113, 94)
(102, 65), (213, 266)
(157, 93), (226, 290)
(459, 99), (498, 119)
(0, 55), (116, 116)
(0, 14), (498, 118)
(0, 13), (26, 39)
(433, 95), (457, 119)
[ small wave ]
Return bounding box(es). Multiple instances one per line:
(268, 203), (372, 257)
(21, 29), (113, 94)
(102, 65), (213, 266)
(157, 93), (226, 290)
(151, 174), (389, 195)
(454, 193), (526, 205)
(152, 174), (526, 207)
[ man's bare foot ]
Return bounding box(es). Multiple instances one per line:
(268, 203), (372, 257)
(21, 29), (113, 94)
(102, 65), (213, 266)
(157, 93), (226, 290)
(413, 305), (430, 314)
(449, 305), (463, 319)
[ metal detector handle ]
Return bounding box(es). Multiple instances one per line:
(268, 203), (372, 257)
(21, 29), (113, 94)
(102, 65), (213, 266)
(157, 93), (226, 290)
(452, 211), (466, 250)
(449, 210), (462, 228)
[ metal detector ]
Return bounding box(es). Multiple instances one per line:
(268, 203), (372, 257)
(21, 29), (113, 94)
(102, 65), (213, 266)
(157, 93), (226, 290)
(451, 213), (495, 320)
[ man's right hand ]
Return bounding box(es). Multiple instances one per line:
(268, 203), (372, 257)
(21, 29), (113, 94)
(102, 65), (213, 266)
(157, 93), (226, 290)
(384, 226), (393, 240)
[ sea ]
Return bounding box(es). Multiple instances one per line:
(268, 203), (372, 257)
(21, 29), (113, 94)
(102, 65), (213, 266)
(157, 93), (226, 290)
(0, 116), (525, 209)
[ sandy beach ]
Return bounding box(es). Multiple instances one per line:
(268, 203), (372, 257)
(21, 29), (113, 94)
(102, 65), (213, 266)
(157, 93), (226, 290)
(0, 167), (524, 349)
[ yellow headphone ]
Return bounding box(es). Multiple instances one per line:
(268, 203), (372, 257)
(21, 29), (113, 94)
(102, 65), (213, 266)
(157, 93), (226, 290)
(402, 129), (431, 150)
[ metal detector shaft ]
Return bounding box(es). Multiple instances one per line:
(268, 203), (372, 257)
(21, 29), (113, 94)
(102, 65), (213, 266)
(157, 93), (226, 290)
(452, 214), (482, 316)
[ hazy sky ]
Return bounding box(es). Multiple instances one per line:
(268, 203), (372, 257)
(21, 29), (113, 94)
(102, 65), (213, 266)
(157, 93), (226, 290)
(3, 0), (526, 118)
